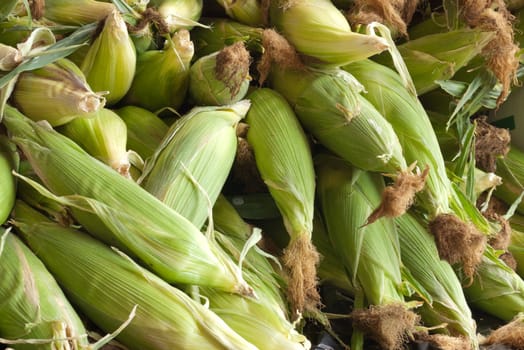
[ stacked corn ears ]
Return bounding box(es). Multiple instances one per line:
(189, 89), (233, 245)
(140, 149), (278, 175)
(1, 0), (524, 349)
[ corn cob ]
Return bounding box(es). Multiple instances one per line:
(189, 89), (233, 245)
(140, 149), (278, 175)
(11, 58), (105, 127)
(188, 41), (251, 106)
(0, 227), (89, 350)
(0, 135), (17, 225)
(315, 153), (418, 350)
(123, 29), (193, 112)
(149, 0), (205, 32)
(2, 105), (252, 295)
(244, 87), (319, 317)
(114, 105), (169, 160)
(80, 9), (136, 105)
(11, 201), (259, 350)
(394, 212), (478, 348)
(140, 100), (249, 230)
(268, 0), (389, 67)
(57, 107), (132, 178)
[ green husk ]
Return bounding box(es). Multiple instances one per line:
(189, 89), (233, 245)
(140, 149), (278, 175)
(495, 146), (524, 215)
(123, 29), (193, 112)
(80, 9), (136, 105)
(188, 41), (251, 106)
(269, 67), (406, 174)
(462, 245), (524, 322)
(2, 104), (253, 296)
(149, 0), (204, 32)
(315, 153), (418, 350)
(268, 0), (389, 67)
(191, 17), (264, 59)
(11, 58), (105, 126)
(0, 227), (89, 350)
(244, 87), (320, 316)
(312, 211), (355, 294)
(140, 100), (249, 230)
(11, 201), (259, 350)
(0, 0), (17, 20)
(58, 107), (132, 178)
(270, 66), (428, 222)
(0, 135), (18, 225)
(115, 105), (169, 160)
(214, 0), (264, 26)
(344, 59), (450, 217)
(40, 0), (116, 25)
(374, 28), (495, 95)
(394, 212), (478, 348)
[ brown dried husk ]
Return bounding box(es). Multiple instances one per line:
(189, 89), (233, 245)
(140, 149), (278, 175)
(461, 0), (520, 104)
(415, 333), (473, 350)
(351, 303), (420, 350)
(482, 313), (524, 349)
(366, 164), (429, 225)
(281, 234), (321, 319)
(474, 116), (511, 172)
(429, 213), (486, 281)
(127, 8), (169, 35)
(347, 0), (420, 37)
(29, 0), (45, 20)
(257, 29), (305, 86)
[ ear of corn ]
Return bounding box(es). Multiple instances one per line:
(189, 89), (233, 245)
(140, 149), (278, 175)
(40, 0), (115, 25)
(188, 41), (251, 106)
(268, 0), (389, 67)
(213, 0), (265, 26)
(57, 107), (131, 178)
(495, 146), (524, 215)
(462, 245), (524, 322)
(374, 29), (494, 95)
(394, 212), (478, 347)
(150, 0), (205, 32)
(115, 105), (169, 160)
(191, 18), (264, 59)
(80, 9), (136, 105)
(245, 87), (320, 316)
(11, 201), (259, 350)
(269, 66), (407, 174)
(2, 105), (253, 295)
(123, 30), (194, 112)
(344, 59), (451, 218)
(11, 58), (105, 127)
(140, 100), (249, 230)
(0, 227), (89, 350)
(315, 153), (406, 305)
(0, 134), (18, 225)
(315, 153), (419, 350)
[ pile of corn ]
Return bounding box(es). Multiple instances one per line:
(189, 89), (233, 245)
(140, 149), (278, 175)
(1, 0), (524, 349)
